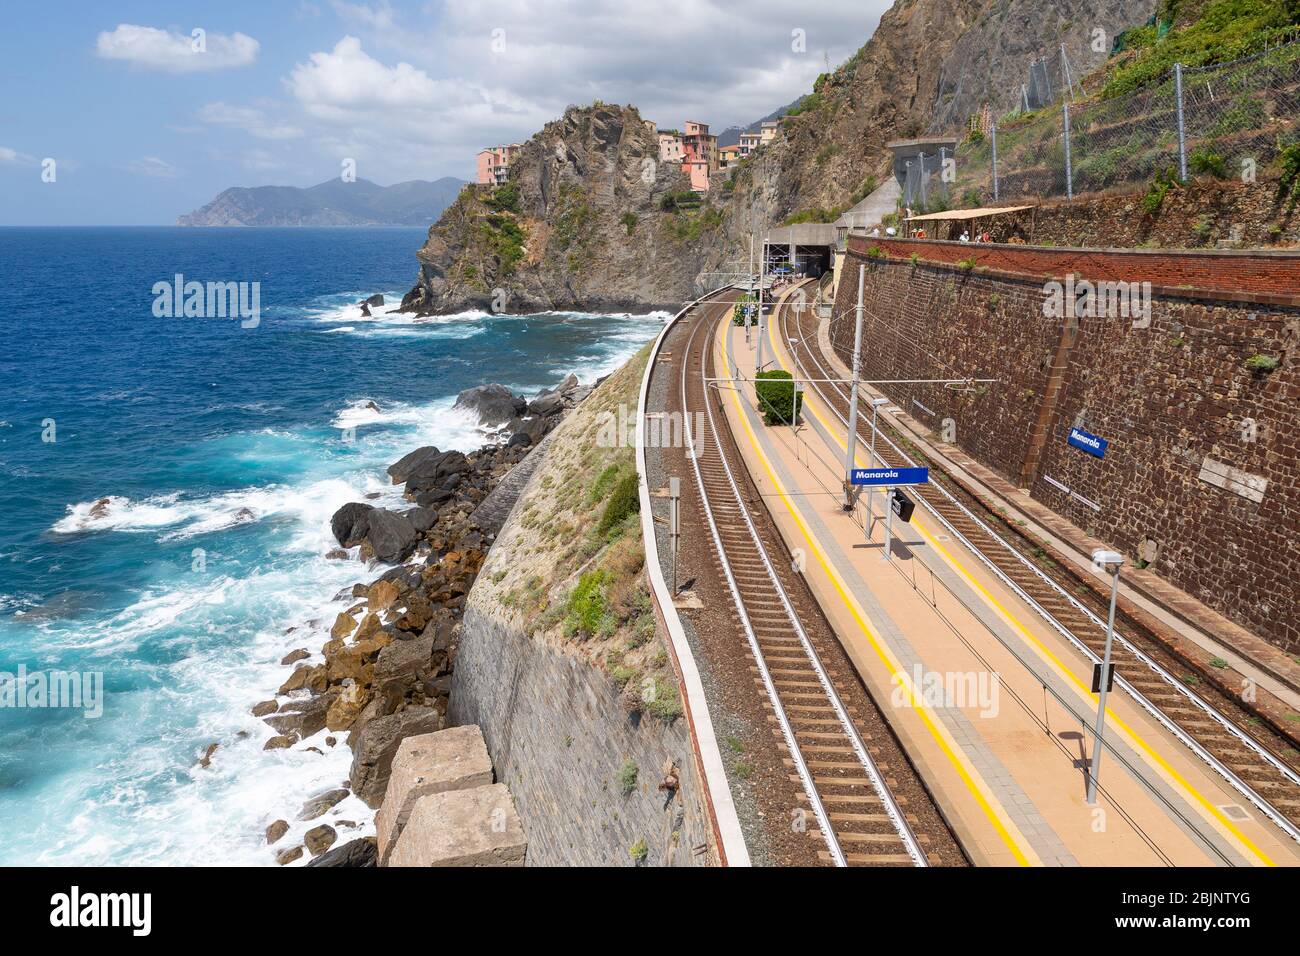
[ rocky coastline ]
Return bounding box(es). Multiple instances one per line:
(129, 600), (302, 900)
(255, 371), (596, 866)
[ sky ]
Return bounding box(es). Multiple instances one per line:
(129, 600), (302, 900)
(0, 0), (889, 225)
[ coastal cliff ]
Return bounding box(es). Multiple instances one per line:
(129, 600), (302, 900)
(400, 103), (731, 315)
(400, 0), (1158, 313)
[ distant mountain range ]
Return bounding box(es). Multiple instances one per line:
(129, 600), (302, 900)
(177, 176), (467, 226)
(715, 99), (801, 148)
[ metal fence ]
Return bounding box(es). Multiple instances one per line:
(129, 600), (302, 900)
(950, 38), (1300, 206)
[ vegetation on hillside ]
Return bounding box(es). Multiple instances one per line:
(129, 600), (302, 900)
(1104, 0), (1300, 96)
(479, 344), (682, 724)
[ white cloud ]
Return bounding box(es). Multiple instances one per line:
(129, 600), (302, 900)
(0, 146), (38, 166)
(287, 36), (451, 116)
(125, 156), (180, 178)
(198, 102), (304, 140)
(96, 24), (259, 73)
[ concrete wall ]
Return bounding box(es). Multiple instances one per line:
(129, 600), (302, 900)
(450, 604), (712, 866)
(833, 239), (1300, 654)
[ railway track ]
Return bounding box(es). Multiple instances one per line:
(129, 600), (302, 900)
(665, 291), (963, 866)
(779, 291), (1300, 847)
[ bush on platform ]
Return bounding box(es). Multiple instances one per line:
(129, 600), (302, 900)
(755, 369), (803, 426)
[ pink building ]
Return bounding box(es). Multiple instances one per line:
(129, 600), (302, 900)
(476, 144), (520, 185)
(657, 121), (719, 191)
(658, 131), (684, 163)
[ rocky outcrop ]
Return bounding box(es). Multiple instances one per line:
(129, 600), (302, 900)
(398, 4), (1157, 316)
(305, 837), (377, 867)
(254, 369), (598, 858)
(400, 103), (725, 316)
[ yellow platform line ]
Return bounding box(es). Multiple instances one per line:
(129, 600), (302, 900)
(716, 312), (1037, 866)
(764, 300), (1274, 868)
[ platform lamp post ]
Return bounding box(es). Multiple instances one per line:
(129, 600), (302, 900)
(756, 231), (768, 373)
(1086, 550), (1125, 805)
(864, 396), (890, 536)
(842, 264), (866, 509)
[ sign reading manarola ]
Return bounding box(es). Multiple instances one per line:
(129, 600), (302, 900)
(1, 0), (1296, 934)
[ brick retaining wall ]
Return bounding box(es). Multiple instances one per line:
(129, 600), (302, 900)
(834, 241), (1300, 653)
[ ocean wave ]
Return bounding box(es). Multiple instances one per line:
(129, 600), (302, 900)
(51, 476), (393, 544)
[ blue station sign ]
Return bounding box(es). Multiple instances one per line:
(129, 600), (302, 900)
(850, 466), (930, 487)
(1067, 427), (1108, 459)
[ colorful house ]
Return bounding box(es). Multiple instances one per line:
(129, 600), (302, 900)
(476, 144), (520, 185)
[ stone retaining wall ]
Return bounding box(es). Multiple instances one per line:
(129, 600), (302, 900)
(833, 241), (1300, 653)
(450, 606), (712, 866)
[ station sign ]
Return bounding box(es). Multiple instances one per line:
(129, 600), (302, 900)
(850, 466), (929, 487)
(1067, 427), (1108, 459)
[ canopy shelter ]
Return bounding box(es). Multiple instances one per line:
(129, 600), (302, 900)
(903, 204), (1036, 241)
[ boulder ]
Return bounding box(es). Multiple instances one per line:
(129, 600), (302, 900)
(304, 824), (338, 857)
(275, 845), (303, 865)
(299, 787), (349, 821)
(266, 820), (289, 844)
(330, 502), (374, 547)
(278, 663), (327, 696)
(506, 414), (547, 443)
(404, 506), (438, 533)
(352, 612), (383, 643)
(374, 631), (436, 690)
(326, 681), (369, 731)
(280, 648), (310, 666)
(404, 450), (470, 495)
(329, 611), (358, 641)
(362, 293), (385, 307)
(367, 578), (401, 613)
(363, 509), (418, 564)
(326, 635), (389, 685)
(349, 706), (442, 807)
(557, 373), (580, 393)
(264, 734), (297, 751)
(453, 384), (526, 427)
(251, 699), (278, 717)
(507, 431), (532, 449)
(264, 692), (336, 739)
(305, 837), (377, 868)
(360, 302), (371, 317)
(413, 487), (456, 509)
(387, 445), (442, 484)
(526, 391), (564, 416)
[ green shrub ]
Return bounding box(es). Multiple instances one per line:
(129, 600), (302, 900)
(483, 181), (520, 213)
(644, 677), (683, 722)
(597, 474), (640, 535)
(866, 244), (886, 259)
(782, 205), (844, 225)
(628, 839), (648, 863)
(589, 464), (621, 504)
(616, 759), (638, 794)
(1189, 149), (1230, 179)
(732, 295), (755, 325)
(755, 369), (803, 426)
(1141, 167), (1180, 215)
(1244, 353), (1280, 372)
(565, 570), (609, 638)
(620, 211), (638, 234)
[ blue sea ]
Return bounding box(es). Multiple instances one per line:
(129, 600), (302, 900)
(0, 227), (667, 865)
